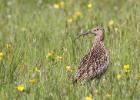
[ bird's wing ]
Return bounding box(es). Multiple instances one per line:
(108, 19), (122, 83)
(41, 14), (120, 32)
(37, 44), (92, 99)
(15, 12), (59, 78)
(74, 50), (96, 82)
(77, 51), (91, 68)
(74, 45), (109, 82)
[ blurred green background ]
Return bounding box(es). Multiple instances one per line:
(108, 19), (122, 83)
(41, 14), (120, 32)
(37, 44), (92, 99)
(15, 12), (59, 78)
(0, 0), (140, 100)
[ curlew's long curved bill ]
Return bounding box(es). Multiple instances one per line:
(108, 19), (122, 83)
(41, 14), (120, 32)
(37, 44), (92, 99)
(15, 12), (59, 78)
(76, 30), (91, 39)
(80, 30), (90, 35)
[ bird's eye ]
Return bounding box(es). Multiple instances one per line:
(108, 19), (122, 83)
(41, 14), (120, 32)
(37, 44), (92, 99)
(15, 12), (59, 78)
(97, 29), (99, 31)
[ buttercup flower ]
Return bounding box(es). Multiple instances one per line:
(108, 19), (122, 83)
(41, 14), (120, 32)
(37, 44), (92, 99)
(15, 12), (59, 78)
(117, 73), (122, 80)
(67, 18), (73, 23)
(16, 84), (24, 92)
(46, 52), (54, 58)
(73, 11), (81, 20)
(105, 93), (111, 98)
(56, 56), (63, 61)
(53, 4), (60, 9)
(29, 79), (37, 85)
(6, 43), (12, 49)
(108, 20), (114, 27)
(34, 67), (41, 73)
(87, 3), (93, 9)
(85, 95), (92, 100)
(114, 27), (118, 32)
(123, 64), (130, 73)
(75, 11), (81, 17)
(0, 52), (4, 60)
(66, 66), (72, 72)
(0, 52), (4, 57)
(136, 75), (140, 80)
(59, 1), (64, 8)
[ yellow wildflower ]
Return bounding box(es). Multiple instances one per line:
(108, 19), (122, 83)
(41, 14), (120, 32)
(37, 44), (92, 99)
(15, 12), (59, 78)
(72, 15), (77, 20)
(72, 11), (81, 20)
(66, 66), (72, 72)
(67, 18), (73, 23)
(114, 27), (118, 32)
(34, 67), (40, 73)
(59, 1), (64, 8)
(87, 3), (93, 9)
(46, 52), (53, 57)
(116, 73), (122, 80)
(16, 84), (24, 92)
(75, 11), (81, 17)
(0, 57), (2, 60)
(136, 75), (140, 80)
(29, 79), (37, 85)
(85, 95), (92, 100)
(108, 20), (114, 27)
(0, 52), (4, 60)
(0, 52), (4, 57)
(6, 43), (12, 49)
(123, 64), (130, 73)
(53, 4), (60, 9)
(56, 56), (63, 61)
(105, 93), (111, 98)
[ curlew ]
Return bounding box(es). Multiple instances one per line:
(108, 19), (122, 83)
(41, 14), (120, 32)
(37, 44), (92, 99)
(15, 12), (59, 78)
(74, 27), (109, 83)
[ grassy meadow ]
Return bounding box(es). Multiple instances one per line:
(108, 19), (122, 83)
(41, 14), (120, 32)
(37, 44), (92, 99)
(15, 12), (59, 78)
(0, 0), (140, 100)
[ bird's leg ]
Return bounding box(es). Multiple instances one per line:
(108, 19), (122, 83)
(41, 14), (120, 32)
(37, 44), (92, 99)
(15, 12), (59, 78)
(86, 80), (92, 88)
(87, 80), (99, 97)
(88, 78), (101, 97)
(95, 78), (101, 87)
(86, 80), (94, 96)
(94, 76), (102, 96)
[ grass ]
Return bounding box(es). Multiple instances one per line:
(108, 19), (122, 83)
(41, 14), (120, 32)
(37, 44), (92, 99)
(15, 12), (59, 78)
(0, 0), (140, 100)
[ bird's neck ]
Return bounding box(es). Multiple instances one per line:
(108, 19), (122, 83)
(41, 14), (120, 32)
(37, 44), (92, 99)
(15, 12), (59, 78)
(95, 34), (104, 42)
(92, 34), (104, 48)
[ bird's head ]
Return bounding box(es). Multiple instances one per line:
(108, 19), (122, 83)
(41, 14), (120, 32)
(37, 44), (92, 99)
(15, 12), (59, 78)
(78, 27), (104, 41)
(79, 27), (104, 36)
(90, 27), (104, 36)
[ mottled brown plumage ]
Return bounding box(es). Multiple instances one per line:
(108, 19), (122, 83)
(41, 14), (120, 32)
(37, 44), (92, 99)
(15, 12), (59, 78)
(74, 27), (109, 83)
